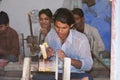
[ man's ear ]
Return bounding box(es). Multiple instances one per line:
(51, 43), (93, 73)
(70, 24), (74, 29)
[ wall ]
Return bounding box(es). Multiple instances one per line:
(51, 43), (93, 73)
(111, 0), (120, 80)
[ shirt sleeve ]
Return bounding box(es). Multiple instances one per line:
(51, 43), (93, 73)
(79, 36), (93, 71)
(10, 31), (20, 57)
(92, 28), (105, 53)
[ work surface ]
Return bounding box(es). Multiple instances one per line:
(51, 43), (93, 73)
(0, 62), (110, 80)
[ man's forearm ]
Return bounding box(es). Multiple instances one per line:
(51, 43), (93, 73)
(71, 58), (82, 69)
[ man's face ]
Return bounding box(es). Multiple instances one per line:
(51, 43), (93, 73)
(54, 21), (70, 41)
(73, 14), (83, 24)
(73, 14), (84, 32)
(0, 24), (8, 34)
(39, 13), (51, 29)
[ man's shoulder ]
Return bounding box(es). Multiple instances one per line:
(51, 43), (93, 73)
(8, 27), (17, 32)
(45, 28), (56, 40)
(47, 28), (55, 35)
(7, 27), (18, 36)
(85, 24), (98, 31)
(71, 29), (87, 40)
(85, 24), (98, 34)
(72, 29), (85, 35)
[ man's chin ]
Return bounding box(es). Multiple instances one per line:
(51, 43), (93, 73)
(41, 25), (49, 28)
(59, 36), (65, 40)
(42, 26), (48, 29)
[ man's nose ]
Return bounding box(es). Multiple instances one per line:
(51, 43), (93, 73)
(58, 28), (63, 33)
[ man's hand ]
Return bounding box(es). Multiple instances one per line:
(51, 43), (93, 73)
(57, 49), (66, 61)
(46, 47), (55, 58)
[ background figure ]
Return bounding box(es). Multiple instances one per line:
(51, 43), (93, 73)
(34, 8), (53, 44)
(45, 8), (93, 80)
(72, 8), (105, 58)
(31, 8), (53, 61)
(0, 11), (19, 62)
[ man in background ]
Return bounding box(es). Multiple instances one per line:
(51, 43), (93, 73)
(72, 8), (105, 58)
(38, 8), (53, 44)
(0, 11), (19, 62)
(31, 8), (53, 60)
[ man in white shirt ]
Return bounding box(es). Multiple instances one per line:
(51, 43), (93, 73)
(45, 8), (93, 80)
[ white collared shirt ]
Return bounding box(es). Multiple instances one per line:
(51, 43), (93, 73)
(45, 28), (93, 73)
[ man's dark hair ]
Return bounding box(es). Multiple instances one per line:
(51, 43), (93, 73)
(72, 8), (84, 18)
(53, 8), (75, 26)
(0, 11), (9, 25)
(38, 8), (52, 18)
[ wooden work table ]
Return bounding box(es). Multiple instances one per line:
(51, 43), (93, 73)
(0, 61), (38, 79)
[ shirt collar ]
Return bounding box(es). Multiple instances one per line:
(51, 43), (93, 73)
(65, 29), (72, 44)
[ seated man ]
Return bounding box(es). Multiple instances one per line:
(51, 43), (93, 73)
(44, 8), (93, 80)
(72, 8), (105, 57)
(33, 8), (53, 44)
(31, 8), (53, 61)
(0, 11), (19, 62)
(38, 8), (53, 44)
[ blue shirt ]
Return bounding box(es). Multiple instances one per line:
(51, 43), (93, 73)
(45, 28), (93, 73)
